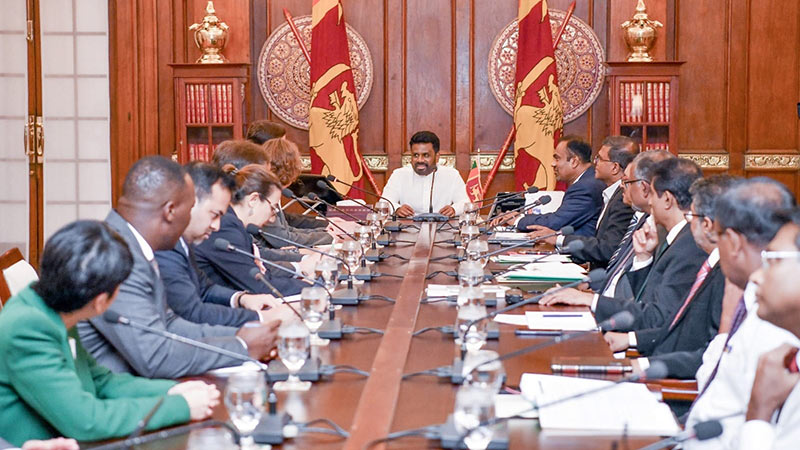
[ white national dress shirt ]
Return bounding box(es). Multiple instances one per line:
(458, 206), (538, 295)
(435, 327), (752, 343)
(684, 282), (800, 449)
(382, 165), (470, 216)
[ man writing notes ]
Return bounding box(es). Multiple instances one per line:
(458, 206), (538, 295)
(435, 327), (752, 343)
(382, 131), (470, 218)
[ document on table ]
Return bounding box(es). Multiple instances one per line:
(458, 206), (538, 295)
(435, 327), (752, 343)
(493, 314), (528, 326)
(492, 253), (572, 264)
(206, 361), (262, 377)
(496, 261), (587, 282)
(520, 373), (680, 436)
(490, 231), (529, 242)
(525, 311), (597, 331)
(425, 284), (509, 299)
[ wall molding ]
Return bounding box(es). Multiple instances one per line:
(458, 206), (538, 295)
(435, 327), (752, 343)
(745, 154), (800, 170)
(678, 152), (730, 170)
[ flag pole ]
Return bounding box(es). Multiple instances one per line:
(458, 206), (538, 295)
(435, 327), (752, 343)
(480, 1), (576, 197)
(282, 8), (382, 195)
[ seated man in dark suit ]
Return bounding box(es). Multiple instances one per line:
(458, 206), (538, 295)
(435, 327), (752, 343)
(505, 136), (606, 237)
(604, 175), (740, 379)
(77, 157), (280, 378)
(155, 162), (291, 328)
(0, 220), (219, 445)
(528, 135), (638, 269)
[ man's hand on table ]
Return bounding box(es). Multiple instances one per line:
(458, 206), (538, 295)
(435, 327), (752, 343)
(396, 204), (415, 218)
(488, 211), (520, 228)
(526, 225), (558, 245)
(236, 320), (281, 361)
(438, 205), (456, 217)
(603, 331), (630, 353)
(538, 286), (594, 306)
(239, 293), (279, 311)
(168, 380), (221, 420)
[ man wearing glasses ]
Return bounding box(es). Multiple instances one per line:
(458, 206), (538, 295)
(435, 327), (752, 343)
(682, 178), (797, 449)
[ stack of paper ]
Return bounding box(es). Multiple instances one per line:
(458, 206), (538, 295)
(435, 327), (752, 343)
(492, 253), (572, 264)
(520, 374), (680, 436)
(489, 231), (530, 243)
(525, 311), (597, 331)
(425, 284), (509, 299)
(496, 261), (586, 283)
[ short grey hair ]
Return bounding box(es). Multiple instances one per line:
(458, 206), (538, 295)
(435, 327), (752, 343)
(632, 150), (673, 182)
(601, 136), (639, 170)
(689, 175), (741, 219)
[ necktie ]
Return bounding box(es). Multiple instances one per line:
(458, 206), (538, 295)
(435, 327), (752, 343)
(601, 244), (636, 295)
(633, 239), (669, 302)
(787, 348), (800, 373)
(694, 296), (747, 400)
(669, 260), (712, 329)
(252, 243), (267, 274)
(149, 259), (160, 278)
(608, 215), (640, 268)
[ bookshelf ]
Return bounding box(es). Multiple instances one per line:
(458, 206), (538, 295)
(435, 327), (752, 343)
(606, 62), (683, 153)
(170, 63), (250, 163)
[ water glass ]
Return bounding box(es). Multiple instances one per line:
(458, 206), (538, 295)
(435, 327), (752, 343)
(314, 256), (339, 291)
(273, 321), (311, 392)
(340, 240), (362, 274)
(366, 212), (382, 240)
(466, 239), (489, 268)
(462, 350), (506, 393)
(187, 427), (238, 450)
(301, 286), (329, 346)
(224, 371), (266, 448)
(453, 383), (495, 450)
(457, 285), (485, 308)
(455, 303), (488, 354)
(375, 200), (392, 225)
(458, 260), (485, 287)
(459, 225), (480, 248)
(354, 225), (374, 250)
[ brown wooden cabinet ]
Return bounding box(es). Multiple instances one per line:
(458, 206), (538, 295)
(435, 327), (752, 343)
(606, 61), (683, 153)
(170, 63), (250, 162)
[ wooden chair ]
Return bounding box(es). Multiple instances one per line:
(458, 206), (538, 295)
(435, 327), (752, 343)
(0, 248), (38, 307)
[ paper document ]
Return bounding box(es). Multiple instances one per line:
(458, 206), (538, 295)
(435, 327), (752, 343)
(497, 262), (586, 282)
(491, 231), (530, 241)
(495, 394), (538, 419)
(492, 253), (572, 264)
(493, 314), (528, 326)
(206, 361), (262, 377)
(520, 373), (680, 436)
(426, 284), (509, 299)
(525, 311), (597, 331)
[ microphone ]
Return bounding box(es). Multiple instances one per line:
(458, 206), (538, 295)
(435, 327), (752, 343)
(316, 180), (381, 215)
(245, 224), (349, 272)
(248, 267), (304, 322)
(474, 194), (552, 230)
(325, 174), (398, 219)
(481, 225), (574, 256)
(482, 240), (585, 283)
(429, 166), (438, 214)
(468, 186), (539, 213)
(126, 397), (164, 441)
(280, 188), (359, 242)
(637, 419), (725, 450)
(89, 420), (242, 450)
(307, 192), (363, 223)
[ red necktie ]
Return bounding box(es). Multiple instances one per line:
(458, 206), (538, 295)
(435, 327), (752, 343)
(787, 348), (799, 373)
(252, 243), (266, 274)
(669, 260), (712, 329)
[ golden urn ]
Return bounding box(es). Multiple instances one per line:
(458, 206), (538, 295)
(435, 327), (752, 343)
(189, 1), (229, 64)
(620, 0), (663, 62)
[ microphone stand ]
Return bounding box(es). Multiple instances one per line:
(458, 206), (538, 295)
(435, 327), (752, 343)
(307, 193), (364, 223)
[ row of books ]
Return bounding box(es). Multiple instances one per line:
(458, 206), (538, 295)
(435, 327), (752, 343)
(185, 83), (234, 124)
(645, 142), (670, 151)
(187, 143), (215, 162)
(619, 81), (671, 123)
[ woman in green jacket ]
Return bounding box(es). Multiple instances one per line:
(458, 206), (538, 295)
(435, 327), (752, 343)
(0, 220), (220, 446)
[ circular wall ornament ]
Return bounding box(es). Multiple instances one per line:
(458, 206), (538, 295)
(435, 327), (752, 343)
(257, 16), (374, 130)
(488, 10), (605, 123)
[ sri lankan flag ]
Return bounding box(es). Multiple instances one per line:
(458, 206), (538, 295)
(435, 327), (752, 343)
(465, 160), (483, 203)
(308, 0), (365, 198)
(513, 0), (564, 191)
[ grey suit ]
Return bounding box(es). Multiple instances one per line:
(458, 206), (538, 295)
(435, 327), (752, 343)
(77, 210), (248, 378)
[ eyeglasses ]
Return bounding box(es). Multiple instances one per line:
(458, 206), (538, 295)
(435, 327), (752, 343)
(621, 178), (648, 188)
(265, 199), (282, 215)
(593, 154), (613, 164)
(761, 250), (800, 269)
(684, 212), (706, 221)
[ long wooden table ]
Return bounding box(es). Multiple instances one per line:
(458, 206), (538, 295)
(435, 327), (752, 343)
(97, 222), (671, 449)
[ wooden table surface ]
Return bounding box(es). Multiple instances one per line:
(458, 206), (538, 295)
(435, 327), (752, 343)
(97, 222), (667, 449)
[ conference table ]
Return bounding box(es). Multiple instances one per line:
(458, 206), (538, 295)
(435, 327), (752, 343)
(100, 222), (683, 449)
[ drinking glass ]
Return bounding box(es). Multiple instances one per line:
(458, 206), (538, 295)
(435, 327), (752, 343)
(455, 303), (488, 354)
(224, 371), (266, 448)
(466, 239), (489, 268)
(457, 286), (485, 308)
(462, 350), (506, 393)
(273, 321), (311, 392)
(375, 200), (392, 225)
(301, 286), (329, 346)
(187, 427), (238, 450)
(366, 212), (382, 240)
(459, 203), (478, 227)
(340, 240), (362, 275)
(453, 383), (495, 450)
(314, 256), (339, 291)
(354, 225), (374, 252)
(459, 225), (479, 249)
(458, 260), (485, 288)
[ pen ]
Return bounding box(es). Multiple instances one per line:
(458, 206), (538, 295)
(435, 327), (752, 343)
(542, 314), (584, 318)
(515, 329), (562, 337)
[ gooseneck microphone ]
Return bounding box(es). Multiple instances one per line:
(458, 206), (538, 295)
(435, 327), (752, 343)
(247, 267), (305, 322)
(325, 174), (398, 219)
(280, 188), (359, 242)
(468, 186), (539, 213)
(307, 192), (363, 223)
(245, 224), (349, 271)
(638, 419), (726, 450)
(474, 194), (552, 229)
(316, 180), (381, 215)
(483, 239), (584, 283)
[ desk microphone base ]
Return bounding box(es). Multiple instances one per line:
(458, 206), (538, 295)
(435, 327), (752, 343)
(331, 286), (361, 305)
(267, 357), (321, 382)
(438, 414), (509, 449)
(253, 412), (291, 445)
(317, 319), (343, 339)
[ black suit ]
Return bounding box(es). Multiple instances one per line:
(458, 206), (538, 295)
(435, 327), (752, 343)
(635, 263), (725, 379)
(595, 223), (707, 330)
(194, 207), (307, 296)
(564, 185), (634, 269)
(155, 239), (260, 328)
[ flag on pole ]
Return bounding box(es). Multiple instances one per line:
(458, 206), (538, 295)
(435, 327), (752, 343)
(465, 159), (483, 203)
(308, 0), (365, 198)
(513, 0), (564, 191)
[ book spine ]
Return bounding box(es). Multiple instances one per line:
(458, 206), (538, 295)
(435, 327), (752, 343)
(624, 83), (630, 123)
(659, 83), (665, 122)
(226, 84), (232, 123)
(212, 85), (218, 123)
(664, 83), (671, 122)
(190, 85), (197, 124)
(200, 85), (207, 123)
(187, 85), (194, 124)
(619, 84), (625, 125)
(646, 83), (653, 122)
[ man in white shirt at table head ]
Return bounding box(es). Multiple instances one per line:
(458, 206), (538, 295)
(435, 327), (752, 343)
(382, 131), (470, 218)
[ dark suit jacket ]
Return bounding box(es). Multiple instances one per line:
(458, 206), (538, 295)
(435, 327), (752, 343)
(590, 213), (648, 293)
(155, 240), (259, 328)
(594, 223), (707, 330)
(564, 185), (634, 269)
(516, 166), (606, 237)
(260, 210), (332, 248)
(77, 210), (248, 378)
(636, 264), (725, 379)
(194, 207), (306, 296)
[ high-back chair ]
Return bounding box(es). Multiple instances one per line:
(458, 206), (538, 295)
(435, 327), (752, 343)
(0, 248), (39, 308)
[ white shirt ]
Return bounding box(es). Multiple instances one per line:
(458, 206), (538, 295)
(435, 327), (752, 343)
(382, 165), (470, 216)
(128, 223), (154, 262)
(684, 282), (800, 449)
(629, 218), (687, 271)
(556, 179), (621, 248)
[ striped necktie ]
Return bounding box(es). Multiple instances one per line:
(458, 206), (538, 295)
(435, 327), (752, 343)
(694, 297), (747, 400)
(608, 215), (640, 268)
(669, 260), (712, 329)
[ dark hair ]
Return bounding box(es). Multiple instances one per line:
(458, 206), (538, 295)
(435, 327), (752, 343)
(559, 135), (592, 163)
(122, 156), (186, 202)
(632, 149), (673, 181)
(651, 158), (703, 210)
(184, 161), (236, 201)
(715, 177), (796, 246)
(32, 220), (133, 313)
(409, 131), (440, 153)
(602, 136), (639, 169)
(212, 140), (268, 169)
(221, 163), (282, 204)
(263, 138), (302, 186)
(689, 174), (741, 219)
(246, 120), (287, 145)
